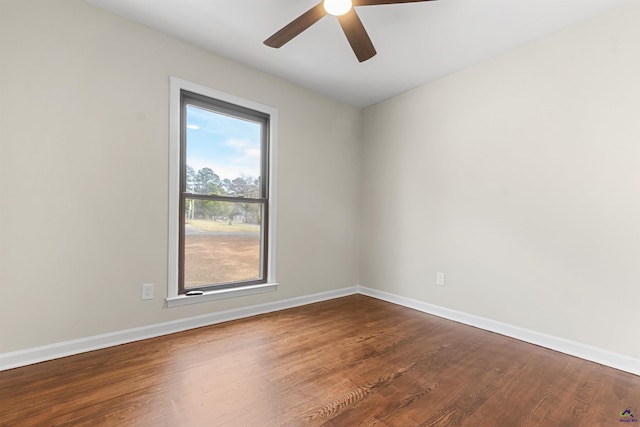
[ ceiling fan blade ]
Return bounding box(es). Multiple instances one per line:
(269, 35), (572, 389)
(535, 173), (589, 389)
(337, 9), (377, 62)
(353, 0), (438, 5)
(264, 3), (327, 48)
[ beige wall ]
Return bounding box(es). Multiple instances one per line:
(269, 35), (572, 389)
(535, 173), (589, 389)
(361, 0), (640, 358)
(0, 0), (361, 352)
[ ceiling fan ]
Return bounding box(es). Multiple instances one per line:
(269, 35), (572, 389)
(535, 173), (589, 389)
(264, 0), (438, 63)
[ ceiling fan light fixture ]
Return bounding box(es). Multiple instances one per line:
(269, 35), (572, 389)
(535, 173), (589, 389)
(323, 0), (352, 16)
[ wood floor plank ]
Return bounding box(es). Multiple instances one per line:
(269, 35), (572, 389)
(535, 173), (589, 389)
(1, 295), (638, 426)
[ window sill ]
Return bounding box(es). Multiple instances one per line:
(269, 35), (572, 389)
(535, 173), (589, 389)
(166, 283), (278, 308)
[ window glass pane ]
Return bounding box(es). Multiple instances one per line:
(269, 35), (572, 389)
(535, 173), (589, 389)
(185, 105), (262, 197)
(183, 199), (264, 288)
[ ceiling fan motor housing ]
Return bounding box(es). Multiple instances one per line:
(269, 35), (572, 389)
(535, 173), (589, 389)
(324, 0), (353, 16)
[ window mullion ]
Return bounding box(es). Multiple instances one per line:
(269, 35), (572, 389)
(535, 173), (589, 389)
(183, 193), (266, 204)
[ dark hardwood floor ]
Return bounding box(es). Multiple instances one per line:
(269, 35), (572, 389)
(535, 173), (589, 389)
(1, 295), (638, 426)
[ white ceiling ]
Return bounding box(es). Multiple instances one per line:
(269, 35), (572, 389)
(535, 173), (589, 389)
(86, 0), (629, 108)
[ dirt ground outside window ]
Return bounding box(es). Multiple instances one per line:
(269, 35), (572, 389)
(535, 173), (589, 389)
(184, 222), (261, 287)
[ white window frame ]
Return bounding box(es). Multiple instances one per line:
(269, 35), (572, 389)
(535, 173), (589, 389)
(167, 77), (278, 307)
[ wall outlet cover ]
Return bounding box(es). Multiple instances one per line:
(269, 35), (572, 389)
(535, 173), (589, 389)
(141, 283), (155, 300)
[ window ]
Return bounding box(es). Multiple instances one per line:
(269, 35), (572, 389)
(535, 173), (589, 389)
(168, 78), (277, 307)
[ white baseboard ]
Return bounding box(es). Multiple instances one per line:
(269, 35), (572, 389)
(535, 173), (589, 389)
(357, 285), (640, 377)
(3, 285), (638, 377)
(0, 286), (358, 372)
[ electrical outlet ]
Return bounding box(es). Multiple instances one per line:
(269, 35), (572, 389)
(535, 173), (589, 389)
(436, 272), (445, 286)
(141, 283), (154, 300)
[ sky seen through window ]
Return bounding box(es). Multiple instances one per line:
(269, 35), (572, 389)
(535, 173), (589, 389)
(186, 105), (261, 182)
